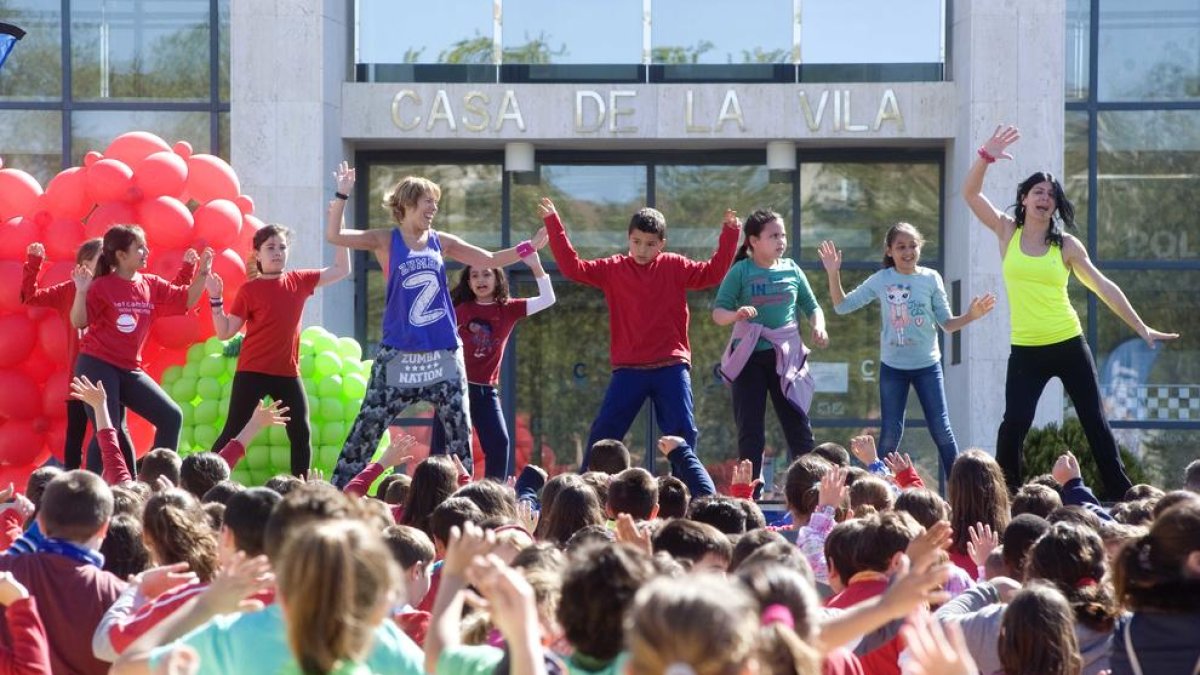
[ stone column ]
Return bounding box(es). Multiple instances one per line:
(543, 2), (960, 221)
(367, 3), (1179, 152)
(946, 0), (1066, 454)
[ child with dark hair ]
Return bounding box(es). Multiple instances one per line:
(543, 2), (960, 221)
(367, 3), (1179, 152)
(728, 528), (787, 572)
(580, 471), (612, 509)
(849, 475), (893, 515)
(607, 468), (659, 521)
(399, 455), (459, 536)
(138, 448), (182, 488)
(100, 514), (150, 580)
(999, 583), (1084, 675)
(263, 474), (303, 495)
(179, 453), (230, 500)
(894, 488), (950, 529)
(656, 475), (690, 520)
(1011, 482), (1062, 519)
(687, 496), (746, 535)
(538, 477), (604, 546)
(812, 441), (850, 467)
(2, 467), (63, 555)
(1001, 513), (1051, 581)
(1151, 489), (1200, 520)
(558, 543), (658, 672)
(1111, 498), (1157, 527)
(947, 449), (1010, 579)
(541, 197), (740, 471)
(826, 511), (922, 609)
(588, 439), (631, 475)
(652, 519), (731, 573)
(453, 479), (517, 522)
(784, 453), (833, 530)
(381, 524), (435, 645)
(429, 497), (484, 555)
(1185, 459), (1200, 493)
(383, 474), (412, 506)
(202, 480), (243, 505)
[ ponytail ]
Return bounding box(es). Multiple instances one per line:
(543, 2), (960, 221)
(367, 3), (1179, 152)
(245, 251), (261, 280)
(95, 225), (146, 278)
(142, 489), (219, 582)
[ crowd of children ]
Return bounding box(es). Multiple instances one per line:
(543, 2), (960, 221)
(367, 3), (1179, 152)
(0, 123), (1192, 674)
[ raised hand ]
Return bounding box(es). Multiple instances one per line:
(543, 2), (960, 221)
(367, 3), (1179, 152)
(304, 467), (326, 484)
(537, 197), (557, 219)
(154, 475), (174, 492)
(722, 209), (741, 231)
(443, 521), (495, 577)
(734, 306), (758, 321)
(849, 435), (879, 466)
(1051, 451), (1082, 486)
(0, 572), (29, 607)
(882, 451), (913, 475)
(515, 498), (539, 534)
(249, 399), (290, 431)
(379, 432), (416, 469)
(26, 242), (44, 258)
(464, 554), (540, 648)
(1138, 325), (1180, 350)
(656, 435), (686, 457)
(818, 240), (842, 272)
(204, 273), (224, 299)
(182, 248), (199, 265)
(333, 160), (356, 194)
(967, 293), (997, 320)
(901, 610), (977, 675)
(906, 520), (953, 570)
(198, 248), (215, 275)
(879, 554), (952, 619)
(133, 561), (198, 600)
(530, 227), (549, 251)
(731, 459), (763, 495)
(615, 513), (653, 556)
(69, 375), (107, 410)
(200, 552), (274, 615)
(72, 264), (93, 291)
(966, 522), (999, 570)
(817, 466), (849, 510)
(981, 125), (1020, 161)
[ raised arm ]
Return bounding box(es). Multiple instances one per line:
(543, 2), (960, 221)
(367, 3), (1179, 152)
(680, 209), (742, 289)
(70, 265), (92, 329)
(318, 163), (356, 288)
(963, 125), (1020, 238)
(439, 227), (548, 269)
(1064, 236), (1179, 348)
(817, 240), (848, 307)
(324, 161), (390, 253)
(205, 274), (244, 339)
(520, 251), (556, 316)
(184, 249), (213, 308)
(538, 197), (607, 285)
(941, 293), (996, 333)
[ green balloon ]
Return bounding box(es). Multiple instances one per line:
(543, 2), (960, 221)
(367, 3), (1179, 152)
(269, 446), (291, 472)
(182, 363), (200, 379)
(317, 374), (342, 399)
(344, 400), (361, 423)
(197, 377), (222, 401)
(268, 425), (289, 446)
(342, 374), (367, 400)
(299, 338), (314, 356)
(226, 358), (239, 377)
(299, 354), (315, 379)
(186, 343), (206, 364)
(317, 445), (341, 471)
(179, 401), (195, 427)
(230, 466), (252, 486)
(198, 354), (225, 378)
(321, 397), (344, 422)
(314, 352), (342, 378)
(172, 378), (197, 404)
(321, 421), (346, 446)
(162, 365), (183, 387)
(177, 426), (193, 450)
(245, 444), (270, 471)
(194, 400), (220, 426)
(300, 326), (325, 343)
(193, 425), (218, 450)
(337, 337), (363, 362)
(204, 337), (224, 356)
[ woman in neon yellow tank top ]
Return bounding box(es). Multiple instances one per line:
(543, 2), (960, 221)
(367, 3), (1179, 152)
(963, 125), (1179, 502)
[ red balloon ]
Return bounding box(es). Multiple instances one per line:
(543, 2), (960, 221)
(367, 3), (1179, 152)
(0, 263), (24, 313)
(0, 462), (39, 491)
(193, 199), (242, 251)
(20, 348), (56, 384)
(138, 196), (194, 249)
(0, 369), (40, 421)
(104, 131), (171, 169)
(43, 167), (91, 220)
(0, 420), (46, 467)
(42, 371), (70, 417)
(126, 415), (154, 457)
(186, 154), (240, 204)
(41, 261), (74, 287)
(83, 151), (102, 168)
(86, 159), (134, 204)
(43, 218), (86, 260)
(37, 316), (69, 364)
(148, 248), (186, 280)
(150, 315), (201, 350)
(212, 248), (248, 300)
(238, 214), (264, 255)
(0, 315), (36, 368)
(134, 151), (188, 199)
(45, 422), (66, 463)
(0, 168), (43, 221)
(233, 195), (254, 215)
(172, 141), (193, 160)
(85, 202), (138, 239)
(0, 216), (42, 259)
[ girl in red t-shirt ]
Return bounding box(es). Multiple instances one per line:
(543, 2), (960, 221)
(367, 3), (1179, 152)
(429, 252), (554, 479)
(74, 225), (212, 475)
(206, 174), (352, 476)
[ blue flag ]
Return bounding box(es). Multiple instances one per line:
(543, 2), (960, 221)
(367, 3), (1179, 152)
(0, 23), (25, 71)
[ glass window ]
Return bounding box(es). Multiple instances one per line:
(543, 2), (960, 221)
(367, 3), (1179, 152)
(0, 0), (63, 100)
(798, 162), (942, 264)
(1066, 0), (1090, 101)
(358, 0), (493, 64)
(70, 110), (210, 166)
(652, 0), (792, 64)
(511, 165), (647, 262)
(502, 0), (641, 64)
(218, 0), (230, 101)
(364, 163), (503, 248)
(654, 164), (791, 259)
(1096, 110), (1200, 260)
(217, 111), (229, 160)
(1065, 110), (1090, 234)
(71, 0), (211, 101)
(800, 0), (942, 64)
(1098, 0), (1200, 101)
(0, 110), (63, 186)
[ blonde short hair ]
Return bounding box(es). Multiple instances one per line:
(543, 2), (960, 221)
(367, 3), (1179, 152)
(383, 176), (442, 224)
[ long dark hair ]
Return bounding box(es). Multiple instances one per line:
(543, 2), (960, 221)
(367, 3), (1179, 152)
(1013, 172), (1076, 248)
(1026, 522), (1120, 632)
(95, 225), (146, 278)
(449, 265), (509, 305)
(399, 456), (458, 536)
(734, 209), (783, 262)
(999, 582), (1083, 675)
(947, 450), (1010, 555)
(881, 222), (924, 269)
(1114, 501), (1200, 612)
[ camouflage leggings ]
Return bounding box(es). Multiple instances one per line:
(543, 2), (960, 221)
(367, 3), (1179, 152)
(332, 346), (472, 487)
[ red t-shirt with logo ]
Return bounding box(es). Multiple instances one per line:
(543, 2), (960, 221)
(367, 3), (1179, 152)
(456, 299), (528, 385)
(80, 273), (189, 370)
(228, 270), (322, 377)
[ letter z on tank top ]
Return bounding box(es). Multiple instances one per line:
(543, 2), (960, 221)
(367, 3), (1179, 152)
(380, 229), (460, 351)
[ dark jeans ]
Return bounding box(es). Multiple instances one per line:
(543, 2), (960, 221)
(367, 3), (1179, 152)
(212, 371), (312, 476)
(996, 336), (1133, 501)
(75, 353), (182, 477)
(878, 362), (959, 479)
(731, 349), (815, 480)
(582, 363), (697, 472)
(431, 383), (511, 479)
(63, 399), (134, 471)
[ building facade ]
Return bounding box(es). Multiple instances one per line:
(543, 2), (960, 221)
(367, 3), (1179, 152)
(1, 0), (1195, 486)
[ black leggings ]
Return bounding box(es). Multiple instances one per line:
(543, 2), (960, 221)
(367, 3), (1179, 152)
(75, 354), (182, 477)
(996, 336), (1133, 501)
(212, 371), (311, 476)
(731, 349), (815, 481)
(63, 399), (134, 471)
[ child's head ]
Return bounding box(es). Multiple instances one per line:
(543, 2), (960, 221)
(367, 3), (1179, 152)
(735, 209), (786, 263)
(626, 574), (758, 675)
(851, 511), (922, 576)
(1002, 513), (1051, 581)
(739, 499), (766, 531)
(202, 480), (244, 506)
(450, 265), (508, 304)
(849, 475), (893, 515)
(248, 224), (293, 276)
(948, 449), (1010, 554)
(264, 483), (359, 561)
(566, 523), (616, 553)
(24, 466), (63, 516)
(728, 529), (788, 572)
(381, 524), (435, 606)
(580, 471), (611, 508)
(588, 439), (631, 475)
(1111, 498), (1157, 526)
(264, 474), (304, 496)
(626, 208), (667, 266)
(138, 448), (182, 488)
(560, 543), (658, 661)
(453, 479), (517, 521)
(1026, 522), (1119, 632)
(652, 519), (732, 573)
(95, 224), (148, 277)
(37, 470), (113, 546)
(1185, 459), (1200, 493)
(735, 563), (823, 674)
(894, 488), (950, 529)
(881, 222), (924, 270)
(179, 453), (231, 501)
(221, 487), (282, 558)
(656, 475), (690, 519)
(76, 237), (103, 270)
(607, 468), (659, 520)
(142, 488), (219, 581)
(998, 582), (1083, 675)
(825, 519), (866, 591)
(100, 514), (150, 579)
(811, 442), (850, 467)
(688, 496), (747, 536)
(277, 519), (398, 675)
(1151, 489), (1200, 520)
(538, 477), (604, 545)
(429, 496), (484, 551)
(784, 454), (832, 521)
(382, 474), (412, 505)
(383, 176), (441, 227)
(399, 455), (458, 535)
(736, 542), (816, 588)
(1011, 483), (1062, 519)
(1048, 505), (1103, 533)
(1114, 501), (1200, 611)
(111, 483), (150, 517)
(1124, 483), (1164, 502)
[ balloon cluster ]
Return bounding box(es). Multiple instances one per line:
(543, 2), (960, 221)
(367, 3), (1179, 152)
(163, 327), (372, 485)
(0, 131), (260, 487)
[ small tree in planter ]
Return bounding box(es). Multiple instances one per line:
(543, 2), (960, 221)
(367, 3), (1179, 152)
(1021, 418), (1150, 490)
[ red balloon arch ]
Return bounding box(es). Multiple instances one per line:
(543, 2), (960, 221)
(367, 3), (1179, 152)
(0, 131), (259, 488)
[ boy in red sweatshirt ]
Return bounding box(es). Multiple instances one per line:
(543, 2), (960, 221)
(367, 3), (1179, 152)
(539, 197), (740, 470)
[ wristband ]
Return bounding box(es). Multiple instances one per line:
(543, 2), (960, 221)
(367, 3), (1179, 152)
(334, 191), (350, 201)
(210, 299), (223, 307)
(516, 240), (535, 258)
(976, 147), (996, 164)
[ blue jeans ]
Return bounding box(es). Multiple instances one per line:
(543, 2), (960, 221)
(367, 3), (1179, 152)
(878, 362), (958, 478)
(582, 364), (697, 471)
(431, 383), (512, 479)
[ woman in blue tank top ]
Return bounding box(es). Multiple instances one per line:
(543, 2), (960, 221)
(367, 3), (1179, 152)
(326, 164), (547, 486)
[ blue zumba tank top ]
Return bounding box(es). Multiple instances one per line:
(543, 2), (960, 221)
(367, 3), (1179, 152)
(380, 229), (460, 351)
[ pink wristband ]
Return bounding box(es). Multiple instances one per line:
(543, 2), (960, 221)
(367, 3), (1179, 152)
(516, 240), (535, 258)
(977, 147), (997, 164)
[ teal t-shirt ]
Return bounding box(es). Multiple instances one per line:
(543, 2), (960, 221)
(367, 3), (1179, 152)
(833, 266), (952, 370)
(715, 257), (820, 351)
(146, 604), (424, 675)
(436, 644), (506, 675)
